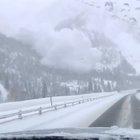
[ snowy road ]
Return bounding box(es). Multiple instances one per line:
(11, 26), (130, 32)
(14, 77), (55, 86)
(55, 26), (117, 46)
(0, 92), (125, 133)
(90, 93), (140, 129)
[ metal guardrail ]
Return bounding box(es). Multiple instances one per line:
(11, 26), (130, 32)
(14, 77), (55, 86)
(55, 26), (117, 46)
(0, 94), (114, 124)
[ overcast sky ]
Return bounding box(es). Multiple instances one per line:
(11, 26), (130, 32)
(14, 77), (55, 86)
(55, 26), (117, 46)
(0, 0), (140, 73)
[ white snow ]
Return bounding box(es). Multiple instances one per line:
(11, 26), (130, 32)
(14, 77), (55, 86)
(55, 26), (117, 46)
(0, 83), (8, 102)
(0, 92), (115, 113)
(0, 91), (129, 133)
(105, 127), (140, 138)
(1, 0), (140, 72)
(135, 92), (140, 100)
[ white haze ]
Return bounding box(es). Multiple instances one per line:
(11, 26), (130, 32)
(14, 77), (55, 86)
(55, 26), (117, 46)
(0, 0), (140, 72)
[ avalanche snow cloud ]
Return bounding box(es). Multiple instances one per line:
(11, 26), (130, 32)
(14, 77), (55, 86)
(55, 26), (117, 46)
(0, 0), (140, 72)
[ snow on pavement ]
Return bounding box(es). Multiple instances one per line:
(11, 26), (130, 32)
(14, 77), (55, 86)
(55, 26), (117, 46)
(0, 92), (115, 113)
(0, 93), (126, 133)
(0, 92), (118, 117)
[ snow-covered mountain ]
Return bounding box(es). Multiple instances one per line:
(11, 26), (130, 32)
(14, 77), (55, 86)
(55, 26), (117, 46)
(0, 0), (140, 72)
(51, 0), (140, 72)
(0, 0), (139, 72)
(0, 33), (46, 101)
(0, 32), (136, 102)
(0, 0), (139, 102)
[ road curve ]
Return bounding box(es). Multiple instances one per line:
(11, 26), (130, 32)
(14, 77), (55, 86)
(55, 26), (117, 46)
(90, 93), (140, 129)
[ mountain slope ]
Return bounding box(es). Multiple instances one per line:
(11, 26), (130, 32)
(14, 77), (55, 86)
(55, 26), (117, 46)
(46, 0), (140, 72)
(0, 0), (139, 102)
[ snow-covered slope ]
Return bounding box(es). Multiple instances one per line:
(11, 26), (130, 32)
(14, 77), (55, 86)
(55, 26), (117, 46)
(0, 0), (139, 102)
(49, 0), (139, 72)
(0, 30), (136, 102)
(0, 0), (137, 73)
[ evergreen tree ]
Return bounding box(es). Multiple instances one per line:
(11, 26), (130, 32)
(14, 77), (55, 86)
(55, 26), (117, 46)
(106, 82), (112, 92)
(93, 82), (98, 93)
(42, 80), (48, 98)
(4, 75), (10, 90)
(97, 85), (102, 92)
(88, 80), (93, 92)
(65, 85), (70, 95)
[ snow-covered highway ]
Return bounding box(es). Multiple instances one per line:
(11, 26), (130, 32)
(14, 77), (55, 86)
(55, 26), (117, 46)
(0, 91), (130, 134)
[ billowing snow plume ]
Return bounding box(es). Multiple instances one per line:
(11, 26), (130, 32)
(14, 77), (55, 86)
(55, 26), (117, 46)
(0, 0), (139, 72)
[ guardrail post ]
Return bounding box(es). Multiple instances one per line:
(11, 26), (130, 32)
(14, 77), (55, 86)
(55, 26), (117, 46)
(50, 96), (53, 106)
(72, 102), (74, 106)
(54, 106), (57, 110)
(64, 104), (67, 108)
(18, 110), (23, 119)
(39, 107), (42, 115)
